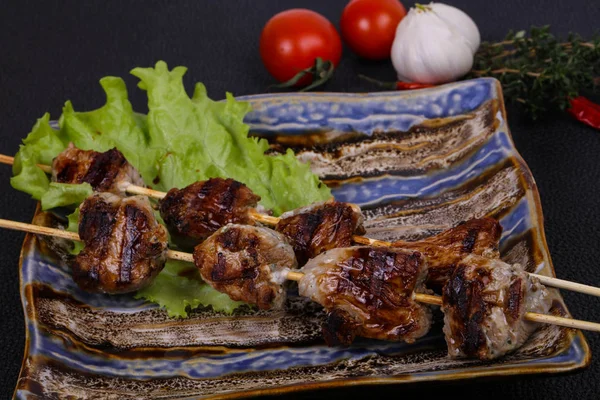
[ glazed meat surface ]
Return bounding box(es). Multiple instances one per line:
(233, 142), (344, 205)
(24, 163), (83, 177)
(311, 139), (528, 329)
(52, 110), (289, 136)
(193, 224), (297, 310)
(160, 178), (260, 250)
(52, 144), (144, 195)
(73, 193), (169, 294)
(441, 255), (553, 360)
(298, 246), (432, 345)
(393, 218), (502, 290)
(276, 200), (366, 265)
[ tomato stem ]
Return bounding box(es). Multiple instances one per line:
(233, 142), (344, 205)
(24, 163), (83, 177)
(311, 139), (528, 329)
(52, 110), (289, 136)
(269, 58), (336, 92)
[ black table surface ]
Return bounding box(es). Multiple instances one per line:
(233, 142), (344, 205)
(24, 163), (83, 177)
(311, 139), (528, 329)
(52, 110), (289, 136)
(2, 0), (600, 398)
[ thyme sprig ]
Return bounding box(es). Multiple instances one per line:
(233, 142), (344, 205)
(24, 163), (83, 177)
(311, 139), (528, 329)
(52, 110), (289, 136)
(467, 26), (600, 119)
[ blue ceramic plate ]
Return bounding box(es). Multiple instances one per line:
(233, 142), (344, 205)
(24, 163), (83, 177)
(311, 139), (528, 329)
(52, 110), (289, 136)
(14, 78), (590, 399)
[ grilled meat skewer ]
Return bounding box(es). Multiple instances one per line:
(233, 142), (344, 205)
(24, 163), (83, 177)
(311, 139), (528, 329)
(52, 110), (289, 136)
(442, 255), (553, 360)
(73, 193), (169, 294)
(275, 200), (365, 265)
(297, 246), (432, 345)
(159, 178), (261, 250)
(193, 224), (297, 310)
(391, 218), (503, 290)
(52, 144), (145, 196)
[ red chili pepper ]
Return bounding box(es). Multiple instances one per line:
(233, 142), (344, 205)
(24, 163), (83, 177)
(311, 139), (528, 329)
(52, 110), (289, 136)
(395, 81), (435, 90)
(567, 96), (600, 130)
(359, 74), (434, 91)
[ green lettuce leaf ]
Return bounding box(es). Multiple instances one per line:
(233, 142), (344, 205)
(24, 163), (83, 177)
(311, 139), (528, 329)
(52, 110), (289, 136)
(131, 61), (331, 214)
(66, 207), (84, 255)
(59, 76), (160, 183)
(12, 78), (160, 207)
(135, 260), (247, 318)
(11, 113), (65, 200)
(41, 183), (93, 211)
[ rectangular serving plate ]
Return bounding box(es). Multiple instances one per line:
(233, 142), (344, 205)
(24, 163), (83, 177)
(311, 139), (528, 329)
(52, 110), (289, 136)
(14, 78), (590, 399)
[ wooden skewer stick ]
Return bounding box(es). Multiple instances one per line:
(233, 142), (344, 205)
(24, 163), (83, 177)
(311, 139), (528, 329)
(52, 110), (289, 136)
(2, 155), (600, 298)
(0, 154), (52, 173)
(1, 217), (599, 333)
(413, 294), (600, 333)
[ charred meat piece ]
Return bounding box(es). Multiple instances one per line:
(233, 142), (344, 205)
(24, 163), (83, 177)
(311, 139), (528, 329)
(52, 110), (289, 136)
(52, 144), (144, 195)
(276, 201), (366, 265)
(298, 246), (432, 345)
(73, 193), (169, 294)
(441, 255), (553, 360)
(193, 224), (297, 310)
(393, 218), (502, 290)
(160, 178), (261, 250)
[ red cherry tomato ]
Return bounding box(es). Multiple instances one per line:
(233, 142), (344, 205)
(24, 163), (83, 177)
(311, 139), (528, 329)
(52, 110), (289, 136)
(260, 9), (342, 87)
(340, 0), (407, 60)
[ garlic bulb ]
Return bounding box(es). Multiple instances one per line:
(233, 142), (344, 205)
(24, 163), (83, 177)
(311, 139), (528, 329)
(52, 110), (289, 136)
(428, 2), (480, 54)
(391, 3), (480, 84)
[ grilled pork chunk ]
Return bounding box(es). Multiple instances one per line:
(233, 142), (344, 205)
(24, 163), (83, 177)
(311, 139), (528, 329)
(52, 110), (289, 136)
(441, 255), (553, 360)
(52, 144), (144, 195)
(160, 178), (261, 250)
(193, 224), (297, 310)
(73, 193), (169, 294)
(298, 246), (432, 345)
(276, 200), (366, 265)
(393, 218), (502, 290)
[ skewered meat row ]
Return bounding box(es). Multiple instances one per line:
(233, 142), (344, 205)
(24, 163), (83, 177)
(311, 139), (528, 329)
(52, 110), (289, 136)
(41, 146), (504, 280)
(191, 225), (551, 359)
(159, 179), (366, 262)
(193, 224), (297, 310)
(52, 144), (145, 196)
(442, 255), (553, 359)
(298, 246), (432, 345)
(73, 192), (169, 294)
(0, 211), (592, 362)
(160, 175), (501, 288)
(161, 179), (503, 293)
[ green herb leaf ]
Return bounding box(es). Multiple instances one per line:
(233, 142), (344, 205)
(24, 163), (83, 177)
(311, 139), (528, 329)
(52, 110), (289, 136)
(469, 26), (600, 119)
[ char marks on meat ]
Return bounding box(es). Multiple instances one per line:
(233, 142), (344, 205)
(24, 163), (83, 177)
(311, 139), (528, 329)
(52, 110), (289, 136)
(52, 144), (144, 195)
(298, 246), (432, 345)
(73, 193), (169, 294)
(193, 224), (297, 310)
(441, 255), (553, 360)
(160, 178), (260, 250)
(393, 218), (502, 290)
(276, 200), (366, 265)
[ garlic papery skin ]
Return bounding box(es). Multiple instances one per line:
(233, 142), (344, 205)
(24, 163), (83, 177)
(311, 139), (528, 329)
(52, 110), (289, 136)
(429, 2), (480, 54)
(391, 6), (474, 84)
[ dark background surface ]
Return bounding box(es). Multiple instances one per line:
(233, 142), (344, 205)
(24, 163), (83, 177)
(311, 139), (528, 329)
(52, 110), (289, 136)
(1, 0), (600, 398)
